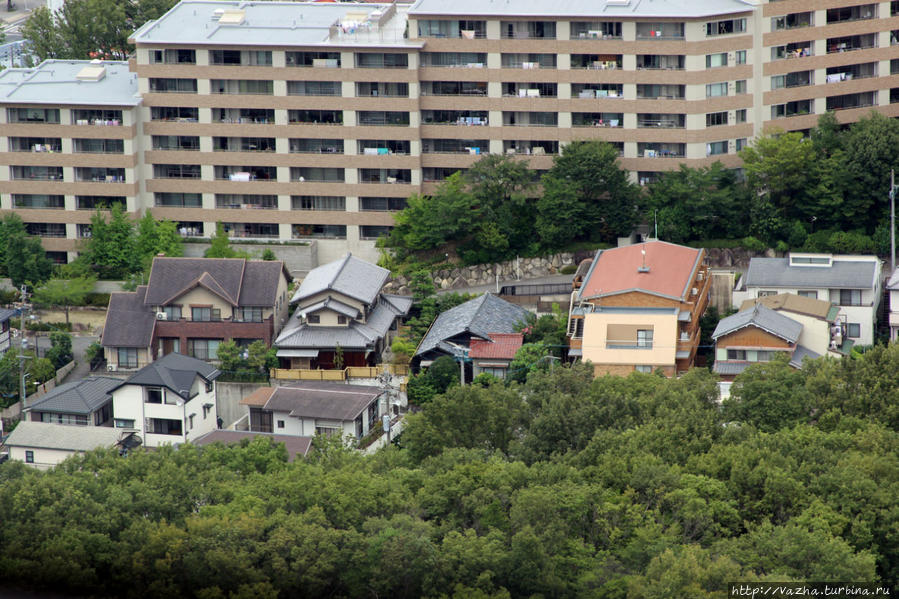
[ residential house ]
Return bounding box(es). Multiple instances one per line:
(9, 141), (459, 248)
(739, 293), (851, 355)
(413, 293), (530, 381)
(887, 268), (899, 341)
(111, 352), (219, 447)
(26, 376), (120, 427)
(0, 308), (15, 355)
(274, 254), (412, 369)
(102, 256), (292, 370)
(567, 241), (710, 377)
(240, 382), (384, 442)
(192, 429), (312, 461)
(2, 421), (140, 470)
(469, 333), (524, 379)
(734, 253), (882, 346)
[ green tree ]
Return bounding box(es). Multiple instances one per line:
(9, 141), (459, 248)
(28, 357), (56, 387)
(216, 340), (242, 372)
(205, 223), (239, 258)
(334, 344), (344, 370)
(425, 355), (459, 393)
(507, 342), (551, 383)
(723, 355), (812, 432)
(245, 340), (274, 372)
(33, 276), (96, 325)
(840, 111), (899, 232)
(45, 331), (74, 370)
(19, 7), (65, 61)
(5, 233), (53, 288)
(260, 249), (277, 261)
(82, 203), (139, 279)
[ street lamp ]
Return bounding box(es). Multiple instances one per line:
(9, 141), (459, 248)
(890, 169), (899, 274)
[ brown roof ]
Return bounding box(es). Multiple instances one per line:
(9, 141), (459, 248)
(101, 286), (156, 348)
(580, 241), (702, 301)
(263, 381), (382, 421)
(192, 430), (312, 461)
(144, 257), (289, 308)
(740, 293), (835, 320)
(240, 387), (276, 407)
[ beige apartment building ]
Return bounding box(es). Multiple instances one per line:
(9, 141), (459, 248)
(1, 0), (899, 264)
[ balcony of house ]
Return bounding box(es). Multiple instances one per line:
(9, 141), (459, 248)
(358, 139), (410, 156)
(637, 113), (686, 129)
(153, 192), (202, 208)
(637, 84), (685, 100)
(772, 70), (814, 89)
(76, 223), (92, 239)
(7, 107), (60, 124)
(355, 52), (409, 69)
(772, 12), (813, 31)
(572, 83), (624, 100)
(154, 164), (200, 180)
(636, 54), (685, 70)
(288, 109), (343, 126)
(73, 138), (125, 154)
(292, 224), (347, 240)
(501, 21), (556, 40)
(503, 140), (558, 156)
(213, 108), (274, 125)
(422, 138), (487, 155)
(605, 325), (654, 350)
(420, 80), (487, 97)
(9, 137), (62, 153)
(210, 49), (272, 67)
(71, 109), (122, 126)
(151, 106), (199, 123)
(825, 62), (878, 86)
(420, 52), (487, 69)
(152, 135), (200, 152)
(74, 167), (126, 183)
(357, 111), (410, 127)
(892, 88), (899, 104)
(422, 167), (464, 183)
(502, 82), (558, 100)
(150, 48), (196, 65)
(826, 91), (877, 112)
(572, 112), (624, 128)
(175, 221), (203, 237)
(359, 225), (392, 241)
(771, 41), (814, 61)
(291, 195), (346, 212)
(637, 142), (686, 159)
(216, 165), (277, 181)
(826, 4), (877, 25)
(417, 19), (486, 39)
(210, 79), (273, 96)
(827, 34), (877, 54)
(355, 82), (409, 98)
(771, 99), (813, 119)
(421, 110), (488, 126)
(570, 54), (622, 70)
(12, 194), (64, 210)
(286, 80), (341, 97)
(11, 165), (63, 181)
(359, 196), (407, 212)
(285, 51), (340, 68)
(213, 136), (275, 153)
(290, 167), (344, 183)
(223, 222), (279, 239)
(148, 78), (197, 94)
(25, 222), (66, 238)
(290, 138), (344, 154)
(214, 194), (278, 210)
(636, 22), (685, 41)
(570, 21), (622, 40)
(501, 111), (558, 128)
(359, 168), (411, 185)
(500, 53), (556, 70)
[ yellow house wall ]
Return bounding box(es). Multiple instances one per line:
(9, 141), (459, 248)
(166, 287), (235, 319)
(582, 311), (678, 367)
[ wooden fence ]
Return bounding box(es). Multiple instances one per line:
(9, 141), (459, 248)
(271, 364), (409, 381)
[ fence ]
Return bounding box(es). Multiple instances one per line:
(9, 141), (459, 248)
(271, 364), (409, 381)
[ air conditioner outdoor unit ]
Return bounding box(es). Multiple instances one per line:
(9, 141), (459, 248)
(156, 312), (167, 320)
(107, 364), (117, 372)
(697, 272), (704, 281)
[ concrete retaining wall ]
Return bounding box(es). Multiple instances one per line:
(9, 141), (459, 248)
(182, 241), (318, 276)
(215, 381), (267, 429)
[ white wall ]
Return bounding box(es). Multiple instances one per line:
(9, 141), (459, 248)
(8, 445), (77, 470)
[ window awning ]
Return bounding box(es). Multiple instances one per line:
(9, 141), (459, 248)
(276, 349), (320, 358)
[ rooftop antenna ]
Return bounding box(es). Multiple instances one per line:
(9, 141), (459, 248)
(638, 246), (650, 273)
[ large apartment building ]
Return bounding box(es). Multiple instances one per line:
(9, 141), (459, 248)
(2, 0), (898, 264)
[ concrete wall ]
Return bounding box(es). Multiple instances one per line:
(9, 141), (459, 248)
(182, 241), (318, 276)
(215, 381), (266, 429)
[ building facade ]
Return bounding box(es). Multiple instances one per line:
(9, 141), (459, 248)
(2, 0), (899, 263)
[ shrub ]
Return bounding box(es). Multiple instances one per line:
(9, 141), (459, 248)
(559, 264), (578, 275)
(84, 292), (111, 307)
(741, 236), (767, 253)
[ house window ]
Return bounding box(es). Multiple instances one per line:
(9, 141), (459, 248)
(117, 347), (138, 368)
(735, 109), (747, 124)
(337, 315), (347, 325)
(756, 351), (774, 362)
(838, 289), (862, 306)
(736, 138), (747, 152)
(481, 367), (507, 379)
(706, 52), (727, 68)
(735, 80), (747, 94)
(237, 307), (263, 322)
(187, 339), (222, 361)
(307, 314), (320, 324)
(163, 305), (182, 320)
(25, 450), (34, 464)
(706, 82), (727, 97)
(727, 349), (747, 360)
(205, 382), (213, 393)
(706, 18), (746, 36)
(189, 414), (195, 430)
(707, 141), (727, 156)
(41, 413), (89, 425)
(146, 387), (163, 404)
(277, 420), (285, 429)
(847, 323), (861, 338)
(191, 307), (220, 321)
(706, 111), (728, 127)
(115, 418), (135, 428)
(203, 404), (211, 418)
(146, 418), (183, 436)
(637, 329), (653, 348)
(315, 426), (341, 437)
(798, 290), (818, 299)
(735, 50), (747, 64)
(758, 291), (776, 297)
(635, 365), (653, 374)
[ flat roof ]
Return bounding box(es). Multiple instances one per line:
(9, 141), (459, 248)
(132, 0), (422, 48)
(0, 60), (140, 106)
(408, 0), (755, 19)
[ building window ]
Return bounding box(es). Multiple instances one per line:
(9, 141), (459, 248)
(236, 307), (263, 323)
(337, 315), (347, 325)
(727, 349), (747, 360)
(277, 420), (285, 429)
(315, 426), (341, 437)
(706, 18), (746, 36)
(203, 404), (211, 418)
(637, 329), (653, 348)
(735, 109), (747, 124)
(735, 80), (747, 94)
(480, 367), (507, 379)
(735, 50), (747, 64)
(756, 351), (775, 362)
(307, 314), (320, 324)
(839, 289), (862, 306)
(706, 111), (728, 127)
(191, 307), (220, 322)
(41, 413), (88, 426)
(115, 419), (135, 429)
(798, 290), (818, 299)
(189, 414), (195, 430)
(117, 348), (138, 369)
(205, 382), (213, 393)
(146, 388), (163, 404)
(707, 141), (727, 156)
(736, 138), (747, 152)
(25, 451), (34, 464)
(847, 323), (861, 338)
(706, 52), (727, 68)
(146, 418), (183, 436)
(706, 82), (727, 97)
(758, 291), (777, 297)
(187, 339), (222, 361)
(635, 365), (653, 374)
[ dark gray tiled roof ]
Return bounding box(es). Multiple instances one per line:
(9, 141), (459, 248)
(712, 303), (802, 343)
(0, 308), (16, 323)
(101, 286), (156, 348)
(144, 257), (288, 307)
(264, 381), (382, 421)
(192, 430), (312, 461)
(292, 254), (389, 306)
(789, 345), (821, 368)
(123, 352), (219, 399)
(744, 257), (878, 289)
(239, 260), (291, 306)
(4, 421), (128, 452)
(713, 361), (750, 376)
(416, 293), (530, 357)
(28, 376), (120, 415)
(303, 297), (360, 319)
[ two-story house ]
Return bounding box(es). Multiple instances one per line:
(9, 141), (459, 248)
(567, 241), (710, 377)
(734, 253), (882, 346)
(26, 376), (120, 427)
(102, 256), (292, 370)
(0, 308), (15, 355)
(2, 421), (140, 470)
(111, 352), (219, 447)
(274, 254), (412, 369)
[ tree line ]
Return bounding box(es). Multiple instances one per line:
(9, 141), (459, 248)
(2, 344), (899, 597)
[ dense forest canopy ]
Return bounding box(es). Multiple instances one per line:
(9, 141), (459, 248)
(2, 345), (899, 598)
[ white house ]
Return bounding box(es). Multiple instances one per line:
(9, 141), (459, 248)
(111, 353), (220, 448)
(734, 253), (882, 346)
(2, 421), (140, 470)
(887, 268), (899, 341)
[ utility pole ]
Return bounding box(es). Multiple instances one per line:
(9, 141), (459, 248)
(891, 169), (897, 275)
(17, 284), (30, 421)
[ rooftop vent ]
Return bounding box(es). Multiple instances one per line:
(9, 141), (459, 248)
(217, 9), (246, 24)
(76, 64), (106, 81)
(637, 247), (650, 273)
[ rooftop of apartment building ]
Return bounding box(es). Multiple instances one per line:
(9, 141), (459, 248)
(0, 60), (139, 106)
(407, 0), (755, 18)
(131, 0), (420, 47)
